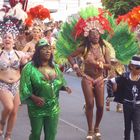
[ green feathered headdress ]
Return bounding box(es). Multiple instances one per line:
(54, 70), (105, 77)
(55, 6), (139, 65)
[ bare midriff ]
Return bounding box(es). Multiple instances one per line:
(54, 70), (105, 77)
(0, 69), (20, 83)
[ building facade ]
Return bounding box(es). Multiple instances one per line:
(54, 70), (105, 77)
(0, 0), (102, 21)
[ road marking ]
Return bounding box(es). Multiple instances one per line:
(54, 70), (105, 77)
(60, 118), (87, 134)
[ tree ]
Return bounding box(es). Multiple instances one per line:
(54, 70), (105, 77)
(101, 0), (140, 17)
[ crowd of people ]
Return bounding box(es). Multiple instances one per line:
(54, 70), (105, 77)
(0, 4), (140, 140)
(0, 20), (69, 140)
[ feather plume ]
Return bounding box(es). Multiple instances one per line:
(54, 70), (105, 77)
(55, 6), (139, 65)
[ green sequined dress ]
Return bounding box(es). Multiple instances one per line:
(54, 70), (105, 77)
(20, 62), (66, 118)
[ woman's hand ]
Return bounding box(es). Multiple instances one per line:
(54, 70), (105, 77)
(73, 64), (83, 77)
(65, 87), (72, 94)
(30, 95), (45, 107)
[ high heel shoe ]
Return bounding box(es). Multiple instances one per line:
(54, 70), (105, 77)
(94, 128), (101, 140)
(5, 132), (11, 140)
(0, 120), (5, 136)
(86, 130), (94, 140)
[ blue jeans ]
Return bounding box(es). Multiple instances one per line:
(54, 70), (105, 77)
(123, 102), (140, 140)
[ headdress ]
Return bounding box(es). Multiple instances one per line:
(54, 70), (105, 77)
(0, 3), (27, 37)
(0, 17), (22, 37)
(54, 6), (139, 65)
(37, 38), (49, 47)
(25, 5), (50, 27)
(74, 14), (112, 39)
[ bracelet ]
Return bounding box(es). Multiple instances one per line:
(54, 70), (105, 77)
(72, 64), (79, 70)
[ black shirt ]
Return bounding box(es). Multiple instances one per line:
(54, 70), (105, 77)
(115, 72), (140, 101)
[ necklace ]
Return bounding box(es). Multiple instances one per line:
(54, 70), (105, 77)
(3, 50), (15, 60)
(91, 44), (100, 49)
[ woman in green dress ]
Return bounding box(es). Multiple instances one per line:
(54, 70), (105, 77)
(20, 38), (71, 140)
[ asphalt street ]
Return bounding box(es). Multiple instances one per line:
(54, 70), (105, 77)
(0, 74), (134, 140)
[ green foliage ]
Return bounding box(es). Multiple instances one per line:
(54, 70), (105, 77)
(102, 0), (140, 17)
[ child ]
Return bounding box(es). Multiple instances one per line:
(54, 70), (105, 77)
(110, 55), (140, 140)
(106, 58), (125, 112)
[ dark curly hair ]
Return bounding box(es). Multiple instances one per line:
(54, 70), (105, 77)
(32, 43), (54, 68)
(81, 34), (106, 55)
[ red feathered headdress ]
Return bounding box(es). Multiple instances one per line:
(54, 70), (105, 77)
(25, 5), (50, 27)
(73, 13), (112, 40)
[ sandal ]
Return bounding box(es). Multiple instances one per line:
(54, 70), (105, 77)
(0, 120), (5, 136)
(86, 130), (94, 140)
(94, 128), (101, 140)
(5, 132), (11, 140)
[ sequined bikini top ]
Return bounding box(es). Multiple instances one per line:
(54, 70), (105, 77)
(0, 50), (20, 70)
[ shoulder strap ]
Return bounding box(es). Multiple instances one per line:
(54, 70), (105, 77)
(14, 51), (20, 59)
(0, 51), (3, 57)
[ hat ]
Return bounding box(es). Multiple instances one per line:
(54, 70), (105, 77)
(38, 38), (49, 47)
(130, 55), (140, 67)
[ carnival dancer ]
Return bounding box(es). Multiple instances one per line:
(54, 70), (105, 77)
(0, 32), (28, 140)
(55, 6), (139, 140)
(109, 55), (140, 140)
(22, 25), (42, 55)
(68, 27), (111, 139)
(55, 8), (112, 140)
(22, 4), (50, 57)
(20, 38), (71, 140)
